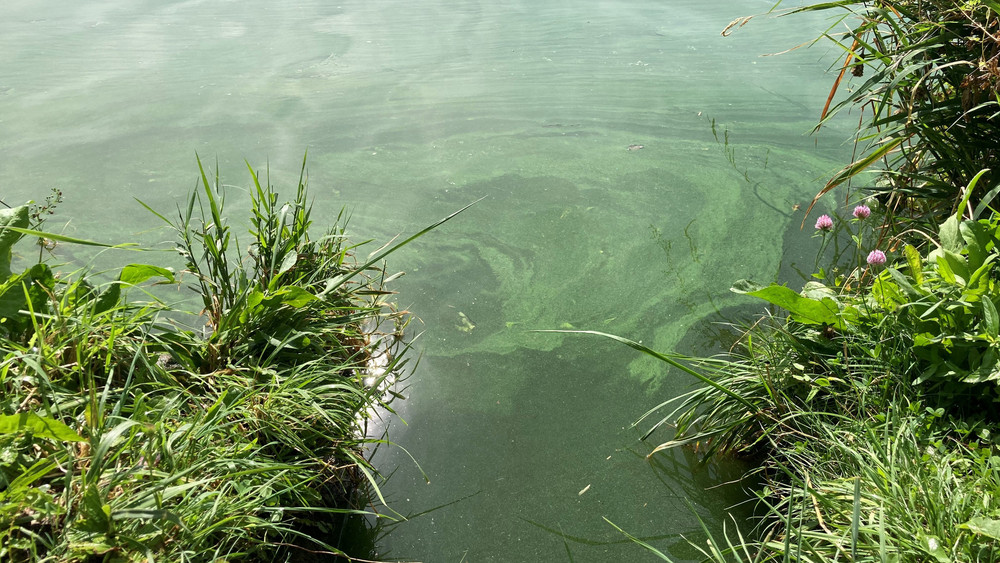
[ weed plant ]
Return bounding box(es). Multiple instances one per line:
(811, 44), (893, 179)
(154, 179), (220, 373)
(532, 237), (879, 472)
(0, 157), (467, 561)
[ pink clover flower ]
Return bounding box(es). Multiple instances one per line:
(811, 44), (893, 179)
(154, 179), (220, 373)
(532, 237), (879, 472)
(867, 249), (887, 266)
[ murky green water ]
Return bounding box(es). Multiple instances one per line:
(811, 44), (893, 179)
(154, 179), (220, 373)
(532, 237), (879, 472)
(2, 1), (853, 560)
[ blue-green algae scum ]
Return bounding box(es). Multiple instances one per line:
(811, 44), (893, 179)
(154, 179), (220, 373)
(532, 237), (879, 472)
(1, 1), (854, 560)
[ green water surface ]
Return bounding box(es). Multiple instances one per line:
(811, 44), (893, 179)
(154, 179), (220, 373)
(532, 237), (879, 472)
(1, 1), (855, 560)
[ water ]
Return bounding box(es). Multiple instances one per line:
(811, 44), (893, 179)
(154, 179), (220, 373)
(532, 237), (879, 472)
(1, 1), (854, 560)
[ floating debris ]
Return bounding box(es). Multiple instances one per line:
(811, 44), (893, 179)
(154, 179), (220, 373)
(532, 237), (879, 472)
(627, 144), (644, 151)
(457, 311), (476, 332)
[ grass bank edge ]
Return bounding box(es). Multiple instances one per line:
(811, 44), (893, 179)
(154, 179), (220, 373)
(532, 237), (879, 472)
(0, 156), (477, 561)
(560, 1), (1000, 560)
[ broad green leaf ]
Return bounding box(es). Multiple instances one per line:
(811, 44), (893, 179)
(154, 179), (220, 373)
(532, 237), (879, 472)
(738, 283), (843, 328)
(966, 257), (996, 296)
(247, 289), (266, 308)
(960, 221), (989, 271)
(93, 285), (120, 314)
(963, 350), (1000, 383)
(918, 533), (951, 563)
(119, 263), (175, 285)
(0, 264), (55, 332)
(962, 516), (1000, 539)
(0, 205), (29, 280)
(939, 214), (963, 254)
(27, 263), (55, 291)
(938, 248), (970, 285)
(238, 289), (266, 324)
(801, 280), (837, 300)
(273, 286), (317, 308)
(932, 250), (957, 285)
(0, 412), (85, 442)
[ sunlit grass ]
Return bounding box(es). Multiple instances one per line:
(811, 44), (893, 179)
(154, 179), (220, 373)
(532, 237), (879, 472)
(0, 156), (470, 561)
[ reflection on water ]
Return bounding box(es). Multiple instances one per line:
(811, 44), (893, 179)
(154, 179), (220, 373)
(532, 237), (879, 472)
(1, 0), (853, 560)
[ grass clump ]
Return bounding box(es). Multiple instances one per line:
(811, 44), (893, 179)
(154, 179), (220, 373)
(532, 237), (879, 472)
(0, 156), (461, 561)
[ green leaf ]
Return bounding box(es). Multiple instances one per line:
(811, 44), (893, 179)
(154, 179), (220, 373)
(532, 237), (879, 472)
(273, 286), (317, 308)
(111, 508), (184, 528)
(807, 137), (903, 210)
(937, 249), (970, 285)
(0, 265), (54, 332)
(67, 542), (116, 556)
(319, 196), (485, 297)
(119, 263), (175, 285)
(78, 485), (111, 534)
(903, 244), (925, 286)
(962, 516), (1000, 540)
(29, 262), (54, 287)
(960, 221), (989, 271)
(1, 458), (59, 500)
(536, 329), (757, 411)
(918, 533), (951, 563)
(238, 289), (266, 324)
(0, 412), (85, 442)
(966, 257), (996, 296)
(963, 349), (1000, 383)
(0, 206), (29, 281)
(93, 285), (120, 314)
(939, 214), (963, 254)
(983, 297), (999, 340)
(277, 249), (298, 277)
(738, 283), (844, 328)
(956, 168), (991, 218)
(887, 267), (922, 299)
(956, 169), (990, 220)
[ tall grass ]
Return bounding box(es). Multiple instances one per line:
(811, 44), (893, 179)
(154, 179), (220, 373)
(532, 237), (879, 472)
(779, 0), (1000, 229)
(0, 156), (471, 561)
